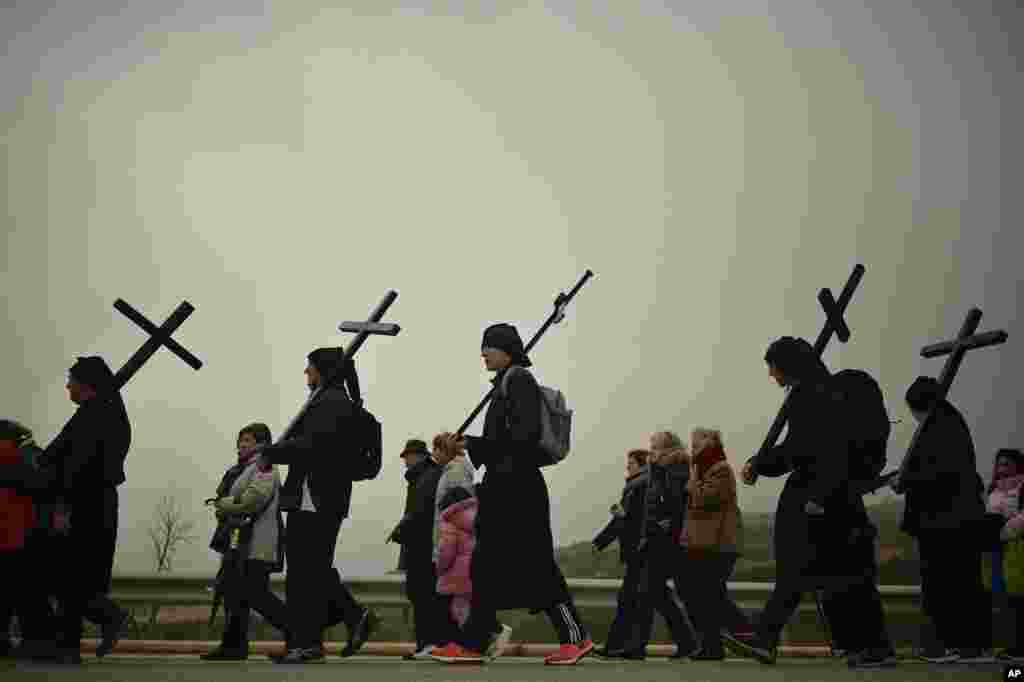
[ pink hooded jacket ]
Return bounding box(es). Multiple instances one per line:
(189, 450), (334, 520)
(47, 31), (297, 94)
(436, 496), (478, 596)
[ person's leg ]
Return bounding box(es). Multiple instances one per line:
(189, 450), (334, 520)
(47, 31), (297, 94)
(603, 560), (638, 653)
(717, 553), (752, 635)
(283, 511), (331, 652)
(916, 534), (950, 649)
(620, 550), (655, 653)
(245, 563), (289, 637)
(454, 545), (500, 653)
(650, 542), (697, 654)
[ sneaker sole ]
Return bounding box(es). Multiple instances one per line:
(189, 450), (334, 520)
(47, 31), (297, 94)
(545, 641), (595, 666)
(720, 634), (774, 664)
(486, 625), (514, 661)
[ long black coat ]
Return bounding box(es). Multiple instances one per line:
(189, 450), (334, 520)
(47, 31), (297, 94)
(899, 400), (985, 536)
(752, 378), (874, 589)
(263, 387), (356, 518)
(465, 365), (570, 610)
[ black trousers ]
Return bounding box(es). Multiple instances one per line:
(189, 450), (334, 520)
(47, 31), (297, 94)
(458, 561), (588, 651)
(59, 488), (125, 650)
(0, 549), (47, 645)
(612, 537), (696, 653)
(679, 553), (750, 656)
(405, 556), (455, 650)
(917, 531), (991, 649)
(221, 560), (289, 650)
(284, 511), (363, 649)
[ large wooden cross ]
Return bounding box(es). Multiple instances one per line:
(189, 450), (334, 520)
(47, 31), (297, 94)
(110, 299), (203, 391)
(746, 264), (866, 481)
(867, 306), (1009, 493)
(278, 290), (401, 440)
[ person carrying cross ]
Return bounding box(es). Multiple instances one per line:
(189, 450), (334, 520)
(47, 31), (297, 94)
(30, 357), (133, 664)
(259, 347), (378, 664)
(724, 337), (896, 667)
(431, 323), (594, 665)
(888, 376), (993, 663)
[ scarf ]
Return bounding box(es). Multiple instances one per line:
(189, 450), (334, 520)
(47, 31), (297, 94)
(694, 444), (727, 480)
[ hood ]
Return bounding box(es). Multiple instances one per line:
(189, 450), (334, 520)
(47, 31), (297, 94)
(441, 496), (478, 531)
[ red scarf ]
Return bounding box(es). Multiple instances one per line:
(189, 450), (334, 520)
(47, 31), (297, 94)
(238, 446), (272, 472)
(694, 444), (727, 480)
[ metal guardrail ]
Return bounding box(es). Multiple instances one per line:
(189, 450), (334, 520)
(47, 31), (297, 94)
(110, 574), (923, 614)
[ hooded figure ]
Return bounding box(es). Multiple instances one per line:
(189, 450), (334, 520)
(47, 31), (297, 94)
(259, 347), (376, 664)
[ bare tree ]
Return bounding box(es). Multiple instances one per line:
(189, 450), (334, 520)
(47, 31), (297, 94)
(148, 494), (197, 574)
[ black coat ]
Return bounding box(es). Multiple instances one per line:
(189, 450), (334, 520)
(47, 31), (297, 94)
(899, 400), (985, 536)
(752, 377), (873, 587)
(642, 460), (688, 541)
(594, 467), (650, 564)
(37, 394), (132, 505)
(465, 365), (570, 610)
(263, 386), (355, 518)
(391, 457), (444, 567)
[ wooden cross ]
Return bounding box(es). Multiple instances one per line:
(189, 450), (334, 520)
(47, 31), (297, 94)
(749, 264), (866, 473)
(278, 290), (401, 441)
(110, 299), (203, 391)
(867, 306), (1009, 493)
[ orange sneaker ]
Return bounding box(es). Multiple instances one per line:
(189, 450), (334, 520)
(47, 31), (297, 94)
(544, 639), (595, 665)
(429, 642), (485, 663)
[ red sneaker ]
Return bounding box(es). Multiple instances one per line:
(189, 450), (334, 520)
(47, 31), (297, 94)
(429, 642), (485, 663)
(544, 639), (595, 665)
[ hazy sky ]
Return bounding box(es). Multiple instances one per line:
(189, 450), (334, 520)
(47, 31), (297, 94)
(2, 1), (1021, 578)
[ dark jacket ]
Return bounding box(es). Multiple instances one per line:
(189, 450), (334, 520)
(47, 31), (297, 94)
(263, 386), (355, 518)
(752, 376), (871, 585)
(465, 365), (570, 610)
(391, 457), (444, 565)
(899, 399), (985, 536)
(643, 460), (688, 542)
(37, 394), (132, 505)
(594, 467), (650, 564)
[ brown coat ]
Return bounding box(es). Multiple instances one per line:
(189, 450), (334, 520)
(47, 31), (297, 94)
(684, 459), (742, 557)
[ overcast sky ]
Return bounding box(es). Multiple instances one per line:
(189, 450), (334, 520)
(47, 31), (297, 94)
(2, 1), (1021, 578)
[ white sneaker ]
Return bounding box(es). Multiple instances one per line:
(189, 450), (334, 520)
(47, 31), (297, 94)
(485, 625), (513, 661)
(412, 645), (434, 660)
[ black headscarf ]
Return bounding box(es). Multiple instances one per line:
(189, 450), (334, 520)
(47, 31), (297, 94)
(307, 347), (361, 401)
(481, 323), (531, 368)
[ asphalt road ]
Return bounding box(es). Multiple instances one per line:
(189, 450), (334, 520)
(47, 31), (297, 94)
(1, 655), (1010, 682)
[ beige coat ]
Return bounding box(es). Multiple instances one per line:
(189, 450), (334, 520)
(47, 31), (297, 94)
(216, 460), (282, 565)
(685, 459), (743, 557)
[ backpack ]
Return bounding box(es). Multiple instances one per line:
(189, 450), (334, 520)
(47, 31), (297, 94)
(348, 401), (383, 482)
(830, 369), (891, 482)
(499, 366), (573, 467)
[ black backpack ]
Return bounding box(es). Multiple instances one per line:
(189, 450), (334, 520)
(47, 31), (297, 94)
(830, 369), (891, 482)
(348, 402), (383, 482)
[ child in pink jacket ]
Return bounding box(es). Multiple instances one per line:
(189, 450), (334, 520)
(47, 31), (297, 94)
(436, 486), (478, 627)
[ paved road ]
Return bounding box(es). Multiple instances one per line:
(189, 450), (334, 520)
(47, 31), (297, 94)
(1, 655), (1010, 681)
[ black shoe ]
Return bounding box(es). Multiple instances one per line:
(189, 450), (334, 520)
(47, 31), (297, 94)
(671, 644), (700, 659)
(690, 648), (726, 661)
(97, 608), (129, 657)
(620, 649), (645, 660)
(593, 646), (624, 659)
(340, 608), (377, 657)
(274, 647), (326, 664)
(200, 646), (248, 661)
(721, 632), (776, 664)
(51, 649), (83, 665)
(847, 647), (897, 668)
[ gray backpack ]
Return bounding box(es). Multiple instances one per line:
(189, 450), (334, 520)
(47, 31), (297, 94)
(499, 366), (572, 466)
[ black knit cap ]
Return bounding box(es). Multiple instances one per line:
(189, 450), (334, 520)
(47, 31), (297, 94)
(905, 376), (943, 411)
(481, 323), (531, 368)
(399, 438), (430, 459)
(69, 356), (116, 393)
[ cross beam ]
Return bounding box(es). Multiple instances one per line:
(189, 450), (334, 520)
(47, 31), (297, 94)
(750, 264), (866, 469)
(278, 290), (401, 441)
(111, 299), (203, 391)
(866, 306), (1009, 493)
